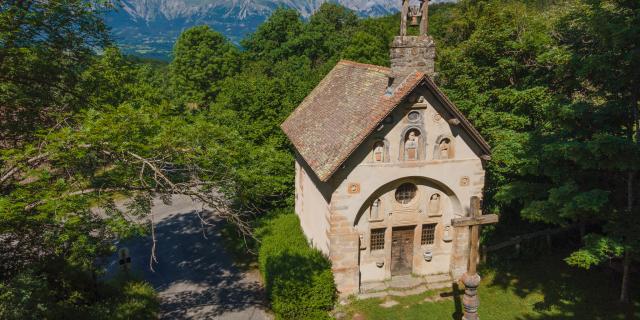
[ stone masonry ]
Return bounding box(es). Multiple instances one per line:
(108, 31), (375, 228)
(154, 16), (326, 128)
(390, 36), (436, 77)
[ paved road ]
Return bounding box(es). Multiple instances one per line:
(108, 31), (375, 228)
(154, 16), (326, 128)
(107, 195), (271, 319)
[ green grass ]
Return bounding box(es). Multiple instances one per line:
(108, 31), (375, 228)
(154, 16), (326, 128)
(341, 251), (639, 320)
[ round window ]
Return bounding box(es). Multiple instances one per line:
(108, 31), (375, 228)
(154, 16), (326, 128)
(395, 183), (417, 204)
(407, 111), (421, 122)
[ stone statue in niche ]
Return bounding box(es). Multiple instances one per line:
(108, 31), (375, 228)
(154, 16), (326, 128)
(373, 142), (384, 162)
(370, 199), (381, 220)
(428, 193), (441, 214)
(405, 130), (419, 160)
(439, 138), (451, 159)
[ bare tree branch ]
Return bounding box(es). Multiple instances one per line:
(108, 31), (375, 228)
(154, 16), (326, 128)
(0, 152), (50, 186)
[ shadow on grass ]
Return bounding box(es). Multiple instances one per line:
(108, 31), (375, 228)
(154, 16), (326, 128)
(483, 242), (639, 320)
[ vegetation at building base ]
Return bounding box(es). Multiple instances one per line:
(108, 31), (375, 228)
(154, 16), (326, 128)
(1, 0), (638, 317)
(341, 247), (640, 319)
(256, 211), (336, 320)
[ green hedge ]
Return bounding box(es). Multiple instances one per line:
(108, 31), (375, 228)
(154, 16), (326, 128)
(257, 211), (336, 320)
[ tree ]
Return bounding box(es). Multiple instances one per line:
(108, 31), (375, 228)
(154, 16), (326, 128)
(169, 25), (239, 107)
(494, 0), (640, 302)
(546, 0), (639, 302)
(241, 8), (304, 64)
(0, 0), (111, 146)
(0, 3), (246, 316)
(437, 0), (564, 215)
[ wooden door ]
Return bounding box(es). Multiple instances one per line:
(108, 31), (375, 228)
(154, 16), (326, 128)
(391, 226), (415, 276)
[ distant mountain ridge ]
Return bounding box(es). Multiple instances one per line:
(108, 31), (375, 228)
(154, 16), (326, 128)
(117, 0), (398, 21)
(106, 0), (402, 59)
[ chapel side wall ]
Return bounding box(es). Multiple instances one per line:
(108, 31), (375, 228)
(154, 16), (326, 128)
(295, 155), (332, 255)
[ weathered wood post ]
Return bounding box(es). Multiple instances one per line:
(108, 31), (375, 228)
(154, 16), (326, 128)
(452, 196), (499, 320)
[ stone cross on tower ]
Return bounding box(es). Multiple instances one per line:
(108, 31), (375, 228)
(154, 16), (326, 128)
(400, 0), (430, 36)
(451, 196), (499, 320)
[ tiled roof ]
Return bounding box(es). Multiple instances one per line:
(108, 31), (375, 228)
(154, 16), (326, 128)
(281, 60), (491, 182)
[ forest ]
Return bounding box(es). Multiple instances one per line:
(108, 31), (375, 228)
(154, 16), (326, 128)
(1, 0), (638, 318)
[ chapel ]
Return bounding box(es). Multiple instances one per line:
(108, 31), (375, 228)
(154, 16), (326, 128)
(280, 0), (492, 296)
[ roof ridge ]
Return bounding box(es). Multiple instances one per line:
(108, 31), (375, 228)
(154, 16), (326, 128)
(338, 60), (392, 75)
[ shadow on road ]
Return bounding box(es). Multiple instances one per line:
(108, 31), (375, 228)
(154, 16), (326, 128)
(109, 207), (269, 319)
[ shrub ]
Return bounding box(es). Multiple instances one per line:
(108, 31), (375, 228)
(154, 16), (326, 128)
(257, 211), (336, 319)
(90, 280), (159, 320)
(0, 269), (158, 320)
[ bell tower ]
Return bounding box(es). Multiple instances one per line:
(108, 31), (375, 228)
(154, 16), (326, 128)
(391, 0), (436, 77)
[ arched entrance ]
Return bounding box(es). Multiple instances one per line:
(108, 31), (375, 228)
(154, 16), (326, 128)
(353, 177), (461, 285)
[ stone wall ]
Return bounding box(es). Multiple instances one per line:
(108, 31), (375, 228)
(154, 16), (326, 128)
(328, 209), (360, 295)
(390, 36), (436, 77)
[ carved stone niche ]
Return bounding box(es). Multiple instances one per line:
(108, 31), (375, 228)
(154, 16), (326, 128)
(372, 141), (385, 163)
(369, 198), (384, 222)
(403, 129), (421, 161)
(433, 135), (455, 160)
(443, 225), (453, 242)
(428, 192), (443, 217)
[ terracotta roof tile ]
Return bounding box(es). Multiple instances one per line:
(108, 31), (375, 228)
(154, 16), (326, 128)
(281, 60), (491, 182)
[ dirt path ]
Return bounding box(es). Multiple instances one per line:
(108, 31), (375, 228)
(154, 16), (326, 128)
(107, 195), (271, 319)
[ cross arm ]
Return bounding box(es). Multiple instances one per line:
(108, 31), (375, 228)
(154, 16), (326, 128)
(451, 214), (499, 227)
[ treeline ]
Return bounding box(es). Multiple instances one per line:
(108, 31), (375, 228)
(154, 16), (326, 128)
(0, 0), (638, 317)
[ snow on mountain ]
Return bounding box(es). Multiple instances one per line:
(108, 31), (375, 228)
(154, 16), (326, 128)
(106, 0), (429, 59)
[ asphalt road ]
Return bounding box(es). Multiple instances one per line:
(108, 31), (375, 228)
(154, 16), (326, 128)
(106, 195), (271, 319)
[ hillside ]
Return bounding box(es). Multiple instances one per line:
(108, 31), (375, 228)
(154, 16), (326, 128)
(106, 0), (401, 59)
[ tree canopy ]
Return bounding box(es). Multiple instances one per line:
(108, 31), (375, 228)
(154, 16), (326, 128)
(1, 0), (638, 316)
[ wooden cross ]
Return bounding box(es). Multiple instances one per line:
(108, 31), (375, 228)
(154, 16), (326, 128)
(451, 196), (499, 320)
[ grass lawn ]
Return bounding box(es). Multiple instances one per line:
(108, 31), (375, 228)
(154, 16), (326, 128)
(340, 250), (639, 320)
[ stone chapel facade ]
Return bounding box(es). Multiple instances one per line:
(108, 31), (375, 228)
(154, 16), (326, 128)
(281, 0), (492, 296)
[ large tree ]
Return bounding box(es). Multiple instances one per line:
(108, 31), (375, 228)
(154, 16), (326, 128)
(0, 0), (110, 146)
(169, 25), (239, 108)
(0, 3), (246, 317)
(494, 0), (640, 302)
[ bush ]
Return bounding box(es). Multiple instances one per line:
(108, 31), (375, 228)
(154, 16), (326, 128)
(257, 211), (336, 320)
(0, 269), (158, 320)
(90, 280), (159, 320)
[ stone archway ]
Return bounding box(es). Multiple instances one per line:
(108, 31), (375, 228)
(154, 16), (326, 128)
(352, 176), (462, 289)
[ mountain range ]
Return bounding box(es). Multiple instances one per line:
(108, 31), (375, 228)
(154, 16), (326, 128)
(105, 0), (404, 59)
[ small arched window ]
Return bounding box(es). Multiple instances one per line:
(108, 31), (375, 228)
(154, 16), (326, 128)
(395, 183), (417, 205)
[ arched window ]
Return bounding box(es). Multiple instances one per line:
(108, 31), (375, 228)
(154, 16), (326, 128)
(373, 141), (385, 162)
(395, 183), (417, 204)
(403, 129), (421, 161)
